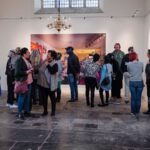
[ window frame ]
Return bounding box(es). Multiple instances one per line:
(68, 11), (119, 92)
(42, 0), (100, 9)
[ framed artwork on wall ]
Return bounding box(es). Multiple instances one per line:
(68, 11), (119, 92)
(31, 33), (106, 84)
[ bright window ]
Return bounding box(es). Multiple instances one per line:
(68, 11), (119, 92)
(86, 0), (99, 7)
(43, 0), (55, 8)
(71, 0), (84, 8)
(42, 0), (99, 8)
(59, 0), (69, 8)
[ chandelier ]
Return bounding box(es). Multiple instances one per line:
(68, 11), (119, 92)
(47, 0), (72, 32)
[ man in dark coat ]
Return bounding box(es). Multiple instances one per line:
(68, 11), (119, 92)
(66, 46), (80, 102)
(112, 43), (125, 99)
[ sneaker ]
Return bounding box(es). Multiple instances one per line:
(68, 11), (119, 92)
(6, 103), (10, 107)
(9, 104), (18, 109)
(130, 113), (136, 119)
(135, 114), (140, 120)
(112, 100), (121, 105)
(130, 112), (135, 116)
(17, 114), (25, 120)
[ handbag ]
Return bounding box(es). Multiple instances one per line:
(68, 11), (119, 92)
(14, 80), (28, 94)
(101, 65), (110, 86)
(101, 76), (110, 86)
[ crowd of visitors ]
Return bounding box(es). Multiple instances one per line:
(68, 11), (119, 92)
(5, 44), (150, 120)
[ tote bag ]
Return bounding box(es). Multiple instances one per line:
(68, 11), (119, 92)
(14, 80), (28, 94)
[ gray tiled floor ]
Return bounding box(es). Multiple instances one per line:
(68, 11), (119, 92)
(0, 85), (149, 150)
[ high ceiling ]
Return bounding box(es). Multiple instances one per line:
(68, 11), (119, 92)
(36, 0), (150, 17)
(0, 0), (149, 18)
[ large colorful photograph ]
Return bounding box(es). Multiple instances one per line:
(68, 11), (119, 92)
(31, 33), (106, 83)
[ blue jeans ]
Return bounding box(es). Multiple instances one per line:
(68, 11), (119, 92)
(18, 93), (27, 114)
(129, 81), (144, 114)
(24, 84), (32, 113)
(68, 74), (78, 101)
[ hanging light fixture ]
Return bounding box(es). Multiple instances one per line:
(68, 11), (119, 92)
(47, 0), (72, 32)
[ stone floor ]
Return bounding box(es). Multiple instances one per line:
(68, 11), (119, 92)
(0, 85), (150, 150)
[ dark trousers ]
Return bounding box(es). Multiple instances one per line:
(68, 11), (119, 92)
(99, 88), (109, 104)
(111, 79), (121, 98)
(111, 72), (123, 98)
(147, 83), (150, 97)
(85, 77), (97, 106)
(32, 79), (40, 104)
(56, 81), (61, 101)
(39, 86), (56, 114)
(146, 82), (150, 111)
(7, 76), (15, 105)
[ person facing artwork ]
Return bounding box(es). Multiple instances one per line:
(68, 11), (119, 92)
(66, 46), (80, 102)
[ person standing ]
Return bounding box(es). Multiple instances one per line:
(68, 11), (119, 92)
(23, 56), (33, 117)
(37, 59), (49, 116)
(107, 53), (120, 103)
(15, 48), (32, 120)
(82, 53), (100, 107)
(98, 56), (112, 106)
(5, 50), (18, 108)
(143, 49), (150, 114)
(112, 43), (125, 99)
(127, 52), (144, 119)
(45, 50), (58, 116)
(121, 46), (134, 103)
(66, 47), (80, 102)
(56, 52), (63, 102)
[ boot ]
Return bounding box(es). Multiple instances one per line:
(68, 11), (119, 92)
(98, 91), (105, 107)
(86, 100), (90, 106)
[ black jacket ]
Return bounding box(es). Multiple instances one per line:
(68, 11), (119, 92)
(15, 56), (28, 81)
(145, 61), (150, 85)
(121, 54), (129, 73)
(5, 58), (15, 82)
(67, 53), (80, 75)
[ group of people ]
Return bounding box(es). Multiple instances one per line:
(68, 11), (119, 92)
(5, 47), (63, 119)
(5, 43), (150, 120)
(65, 43), (150, 120)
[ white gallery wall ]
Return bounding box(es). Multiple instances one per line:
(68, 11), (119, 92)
(0, 0), (148, 90)
(145, 13), (150, 49)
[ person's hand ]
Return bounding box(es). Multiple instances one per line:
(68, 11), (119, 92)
(26, 69), (32, 74)
(96, 61), (100, 65)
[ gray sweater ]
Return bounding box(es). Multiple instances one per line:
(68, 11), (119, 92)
(127, 61), (143, 81)
(37, 62), (49, 88)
